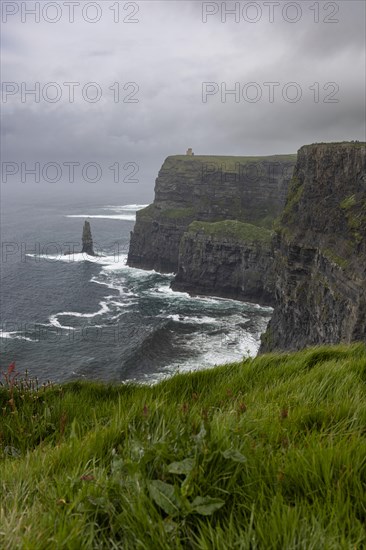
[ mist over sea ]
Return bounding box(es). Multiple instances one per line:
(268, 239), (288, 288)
(0, 199), (272, 384)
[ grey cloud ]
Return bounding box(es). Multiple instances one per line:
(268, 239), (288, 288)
(1, 0), (365, 204)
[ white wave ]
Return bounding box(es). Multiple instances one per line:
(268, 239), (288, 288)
(50, 301), (110, 323)
(49, 315), (75, 331)
(47, 301), (111, 331)
(150, 285), (190, 298)
(103, 204), (148, 211)
(108, 299), (136, 307)
(199, 332), (259, 364)
(166, 330), (259, 376)
(65, 214), (136, 221)
(101, 258), (163, 277)
(166, 314), (220, 325)
(101, 256), (129, 271)
(131, 327), (260, 386)
(27, 253), (114, 264)
(0, 330), (34, 342)
(148, 284), (253, 310)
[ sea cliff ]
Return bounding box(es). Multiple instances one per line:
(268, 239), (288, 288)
(171, 220), (275, 305)
(260, 142), (366, 352)
(128, 154), (296, 304)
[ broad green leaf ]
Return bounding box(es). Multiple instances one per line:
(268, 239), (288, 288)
(222, 449), (247, 463)
(191, 496), (225, 516)
(148, 480), (182, 516)
(168, 458), (194, 475)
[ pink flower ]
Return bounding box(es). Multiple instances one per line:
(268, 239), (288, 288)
(7, 362), (16, 375)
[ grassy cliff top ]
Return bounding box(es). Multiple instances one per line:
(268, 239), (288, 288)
(167, 154), (297, 170)
(300, 141), (366, 149)
(1, 343), (366, 548)
(170, 154), (297, 160)
(187, 220), (272, 242)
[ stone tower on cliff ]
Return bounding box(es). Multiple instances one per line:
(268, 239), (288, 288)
(81, 220), (95, 256)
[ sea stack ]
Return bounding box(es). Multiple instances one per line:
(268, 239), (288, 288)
(81, 220), (95, 256)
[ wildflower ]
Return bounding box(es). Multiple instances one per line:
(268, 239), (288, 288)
(8, 362), (16, 375)
(80, 474), (95, 482)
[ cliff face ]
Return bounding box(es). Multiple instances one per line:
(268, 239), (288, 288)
(128, 155), (296, 273)
(260, 142), (366, 352)
(171, 221), (275, 305)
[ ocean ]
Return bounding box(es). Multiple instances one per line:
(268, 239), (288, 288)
(0, 201), (272, 384)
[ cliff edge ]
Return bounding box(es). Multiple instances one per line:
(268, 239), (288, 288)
(260, 142), (366, 352)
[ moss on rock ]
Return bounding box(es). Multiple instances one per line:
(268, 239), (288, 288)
(187, 220), (272, 243)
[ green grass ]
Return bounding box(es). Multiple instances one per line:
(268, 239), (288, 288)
(339, 197), (366, 244)
(160, 207), (197, 220)
(1, 343), (366, 549)
(280, 176), (304, 226)
(340, 195), (357, 210)
(168, 154), (297, 172)
(187, 220), (272, 243)
(136, 204), (157, 220)
(301, 142), (366, 148)
(322, 248), (349, 270)
(136, 205), (197, 222)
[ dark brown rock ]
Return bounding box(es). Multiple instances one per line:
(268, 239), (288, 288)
(81, 220), (95, 256)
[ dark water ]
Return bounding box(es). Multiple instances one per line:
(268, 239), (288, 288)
(0, 201), (272, 384)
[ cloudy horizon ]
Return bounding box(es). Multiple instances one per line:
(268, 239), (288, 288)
(1, 0), (365, 203)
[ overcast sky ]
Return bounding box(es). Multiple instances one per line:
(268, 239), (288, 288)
(1, 0), (365, 203)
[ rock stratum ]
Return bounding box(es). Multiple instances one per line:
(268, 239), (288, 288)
(171, 220), (275, 305)
(260, 142), (366, 352)
(128, 154), (296, 304)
